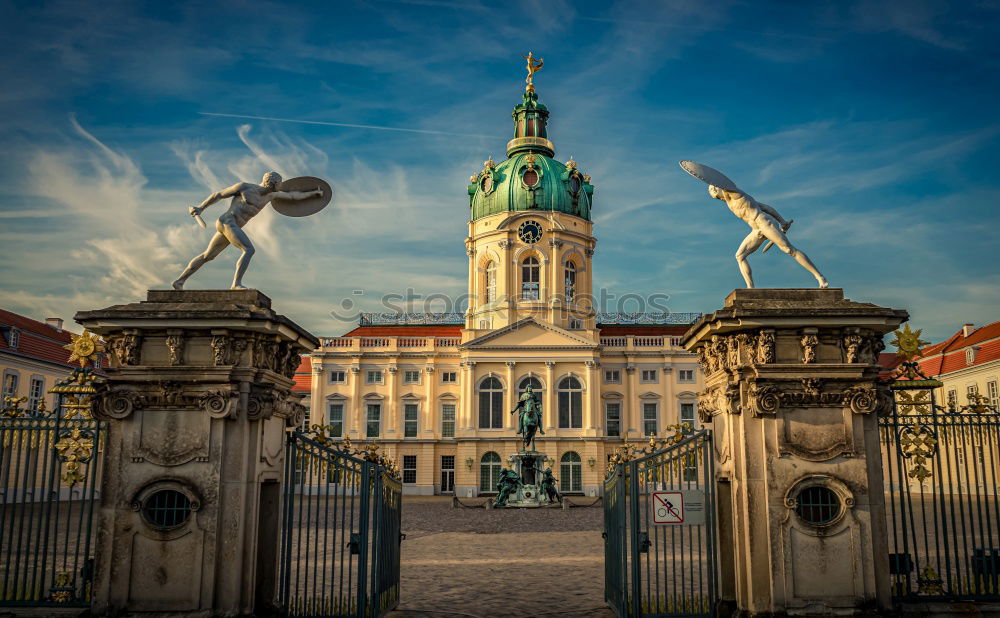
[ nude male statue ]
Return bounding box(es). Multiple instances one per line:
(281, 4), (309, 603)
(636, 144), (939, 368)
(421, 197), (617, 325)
(172, 172), (322, 290)
(708, 184), (828, 289)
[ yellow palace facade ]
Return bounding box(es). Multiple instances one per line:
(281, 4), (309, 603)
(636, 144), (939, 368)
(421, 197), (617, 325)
(304, 72), (704, 496)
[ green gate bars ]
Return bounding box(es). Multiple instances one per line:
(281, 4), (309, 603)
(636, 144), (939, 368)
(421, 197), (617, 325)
(0, 332), (105, 607)
(280, 430), (403, 618)
(880, 347), (1000, 603)
(603, 428), (717, 617)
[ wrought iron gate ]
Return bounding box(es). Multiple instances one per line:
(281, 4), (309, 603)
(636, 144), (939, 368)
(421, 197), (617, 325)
(880, 366), (999, 603)
(279, 430), (402, 617)
(0, 367), (104, 607)
(604, 429), (717, 617)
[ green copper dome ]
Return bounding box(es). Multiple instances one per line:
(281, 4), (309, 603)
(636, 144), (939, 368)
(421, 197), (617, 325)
(468, 88), (594, 221)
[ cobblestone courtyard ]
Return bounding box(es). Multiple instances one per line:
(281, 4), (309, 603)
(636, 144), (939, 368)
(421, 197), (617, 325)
(388, 496), (614, 618)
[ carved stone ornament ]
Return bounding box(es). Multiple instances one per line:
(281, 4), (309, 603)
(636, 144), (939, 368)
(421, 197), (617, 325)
(211, 335), (229, 366)
(498, 240), (513, 249)
(756, 330), (775, 364)
(696, 347), (710, 373)
(842, 333), (863, 363)
(800, 334), (818, 364)
(165, 333), (185, 366)
(95, 384), (241, 421)
(247, 388), (307, 426)
(230, 336), (249, 366)
(109, 333), (142, 366)
(745, 379), (887, 417)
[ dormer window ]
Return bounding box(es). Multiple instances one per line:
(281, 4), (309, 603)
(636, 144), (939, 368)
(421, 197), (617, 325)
(7, 329), (19, 349)
(966, 347), (977, 365)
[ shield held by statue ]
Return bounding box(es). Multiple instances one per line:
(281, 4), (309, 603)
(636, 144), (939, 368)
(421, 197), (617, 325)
(272, 176), (334, 217)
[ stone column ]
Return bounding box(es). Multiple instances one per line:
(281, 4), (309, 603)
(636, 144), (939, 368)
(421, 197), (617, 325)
(349, 365), (361, 436)
(584, 360), (599, 432)
(387, 364), (399, 436)
(625, 364), (637, 437)
(424, 365), (435, 437)
(682, 289), (905, 615)
(504, 361), (516, 431)
(544, 361), (556, 431)
(78, 290), (317, 617)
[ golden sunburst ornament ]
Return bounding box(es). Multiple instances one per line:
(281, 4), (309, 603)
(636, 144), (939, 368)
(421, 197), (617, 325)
(890, 324), (930, 363)
(63, 331), (105, 368)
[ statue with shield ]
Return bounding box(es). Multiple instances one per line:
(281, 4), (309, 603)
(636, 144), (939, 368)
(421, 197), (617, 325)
(172, 172), (333, 290)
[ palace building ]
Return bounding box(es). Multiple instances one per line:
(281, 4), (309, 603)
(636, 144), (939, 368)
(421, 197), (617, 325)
(302, 70), (704, 496)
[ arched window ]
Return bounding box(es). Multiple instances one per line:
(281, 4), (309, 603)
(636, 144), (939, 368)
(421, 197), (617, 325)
(558, 376), (583, 429)
(478, 376), (504, 429)
(564, 261), (576, 301)
(521, 256), (540, 300)
(480, 451), (502, 492)
(518, 376), (543, 399)
(484, 261), (497, 303)
(560, 451), (582, 493)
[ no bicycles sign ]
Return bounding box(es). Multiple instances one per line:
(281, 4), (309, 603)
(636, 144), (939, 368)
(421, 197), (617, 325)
(650, 490), (706, 526)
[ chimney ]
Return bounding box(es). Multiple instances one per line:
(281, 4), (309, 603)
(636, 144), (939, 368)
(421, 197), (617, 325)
(962, 323), (974, 338)
(46, 317), (63, 331)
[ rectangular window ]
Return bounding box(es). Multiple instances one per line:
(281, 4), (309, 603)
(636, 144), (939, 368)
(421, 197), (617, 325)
(558, 390), (583, 428)
(7, 330), (18, 349)
(2, 373), (18, 398)
(441, 371), (457, 383)
(441, 404), (456, 438)
(366, 370), (383, 384)
(329, 370), (346, 383)
(440, 455), (455, 493)
(956, 446), (965, 466)
(569, 318), (582, 330)
(680, 402), (696, 427)
(988, 380), (999, 409)
(404, 370), (421, 384)
(967, 384), (979, 402)
(642, 402), (658, 436)
(479, 319), (493, 329)
(604, 369), (621, 383)
(605, 402), (621, 437)
(479, 390), (504, 428)
(678, 369), (695, 382)
(947, 389), (958, 409)
(966, 348), (976, 365)
(404, 403), (418, 437)
(641, 369), (657, 383)
(328, 403), (344, 437)
(27, 377), (44, 413)
(366, 404), (381, 438)
(403, 455), (417, 484)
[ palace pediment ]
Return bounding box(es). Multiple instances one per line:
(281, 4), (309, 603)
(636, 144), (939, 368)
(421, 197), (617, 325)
(461, 318), (597, 350)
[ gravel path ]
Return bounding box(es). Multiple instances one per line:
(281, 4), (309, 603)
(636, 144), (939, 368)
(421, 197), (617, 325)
(389, 497), (614, 618)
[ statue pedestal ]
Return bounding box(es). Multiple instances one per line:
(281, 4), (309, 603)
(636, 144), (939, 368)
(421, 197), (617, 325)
(505, 450), (552, 507)
(682, 289), (906, 616)
(76, 290), (317, 616)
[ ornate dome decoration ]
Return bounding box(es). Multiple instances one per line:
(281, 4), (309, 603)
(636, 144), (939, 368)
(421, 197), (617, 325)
(468, 56), (595, 222)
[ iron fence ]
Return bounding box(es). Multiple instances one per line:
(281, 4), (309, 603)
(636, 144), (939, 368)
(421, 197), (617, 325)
(604, 429), (717, 617)
(0, 369), (104, 608)
(881, 379), (1000, 602)
(279, 431), (401, 618)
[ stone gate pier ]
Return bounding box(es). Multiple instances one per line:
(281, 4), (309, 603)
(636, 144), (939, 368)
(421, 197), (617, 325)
(76, 290), (317, 616)
(682, 289), (907, 616)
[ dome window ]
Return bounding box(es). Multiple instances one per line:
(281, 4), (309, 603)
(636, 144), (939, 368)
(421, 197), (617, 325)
(568, 174), (581, 194)
(522, 169), (539, 187)
(480, 175), (494, 194)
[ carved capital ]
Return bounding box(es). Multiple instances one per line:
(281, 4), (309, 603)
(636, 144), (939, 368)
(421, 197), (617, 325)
(800, 332), (819, 364)
(748, 381), (781, 417)
(498, 240), (513, 250)
(505, 361), (517, 368)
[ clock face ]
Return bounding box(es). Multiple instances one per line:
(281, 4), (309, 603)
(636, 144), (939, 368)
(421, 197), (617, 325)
(518, 220), (543, 244)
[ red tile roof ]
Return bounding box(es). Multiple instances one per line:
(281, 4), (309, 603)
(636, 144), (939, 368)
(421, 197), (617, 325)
(597, 325), (690, 336)
(341, 325), (464, 337)
(915, 321), (1000, 377)
(292, 356), (311, 393)
(0, 308), (92, 370)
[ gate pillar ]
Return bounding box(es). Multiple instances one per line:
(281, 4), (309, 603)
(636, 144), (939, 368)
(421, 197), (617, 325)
(76, 290), (317, 616)
(682, 289), (906, 616)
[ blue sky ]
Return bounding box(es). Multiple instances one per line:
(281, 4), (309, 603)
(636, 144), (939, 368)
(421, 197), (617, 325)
(0, 0), (997, 341)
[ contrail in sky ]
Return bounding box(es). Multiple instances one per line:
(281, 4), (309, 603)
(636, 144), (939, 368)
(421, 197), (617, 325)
(198, 112), (498, 139)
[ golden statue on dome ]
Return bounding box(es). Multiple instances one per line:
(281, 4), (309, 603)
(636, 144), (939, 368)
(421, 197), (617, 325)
(522, 51), (543, 92)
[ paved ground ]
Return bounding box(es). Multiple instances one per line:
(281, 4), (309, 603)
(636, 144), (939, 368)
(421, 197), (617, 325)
(388, 496), (615, 618)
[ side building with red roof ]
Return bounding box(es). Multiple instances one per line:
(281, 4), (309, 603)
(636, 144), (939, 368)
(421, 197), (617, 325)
(1, 308), (105, 414)
(915, 320), (1000, 409)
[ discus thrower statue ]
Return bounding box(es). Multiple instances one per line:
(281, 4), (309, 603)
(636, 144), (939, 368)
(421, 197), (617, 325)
(172, 172), (332, 290)
(679, 160), (828, 289)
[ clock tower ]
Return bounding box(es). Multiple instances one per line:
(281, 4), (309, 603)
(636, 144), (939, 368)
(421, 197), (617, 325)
(464, 61), (597, 336)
